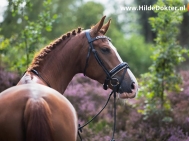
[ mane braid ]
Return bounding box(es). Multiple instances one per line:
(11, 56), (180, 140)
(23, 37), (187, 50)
(28, 27), (82, 71)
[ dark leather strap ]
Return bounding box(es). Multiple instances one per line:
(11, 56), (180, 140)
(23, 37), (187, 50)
(84, 30), (112, 78)
(84, 30), (129, 92)
(109, 62), (129, 77)
(83, 46), (92, 76)
(30, 69), (51, 87)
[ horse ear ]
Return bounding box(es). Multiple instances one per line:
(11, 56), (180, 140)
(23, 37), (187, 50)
(91, 16), (106, 36)
(101, 19), (111, 35)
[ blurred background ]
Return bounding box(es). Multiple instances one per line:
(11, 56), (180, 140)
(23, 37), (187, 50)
(0, 0), (189, 140)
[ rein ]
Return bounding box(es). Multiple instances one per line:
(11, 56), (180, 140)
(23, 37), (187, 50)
(78, 88), (117, 141)
(78, 70), (127, 141)
(78, 30), (129, 140)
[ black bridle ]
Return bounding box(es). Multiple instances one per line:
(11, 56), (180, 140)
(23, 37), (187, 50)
(78, 30), (130, 141)
(83, 30), (129, 91)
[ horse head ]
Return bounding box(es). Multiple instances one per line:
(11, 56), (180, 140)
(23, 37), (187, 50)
(81, 16), (138, 99)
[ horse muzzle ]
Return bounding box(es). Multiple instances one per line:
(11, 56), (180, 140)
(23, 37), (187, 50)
(117, 68), (138, 99)
(119, 83), (138, 99)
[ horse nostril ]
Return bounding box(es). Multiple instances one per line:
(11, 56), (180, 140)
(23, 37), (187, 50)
(131, 82), (135, 90)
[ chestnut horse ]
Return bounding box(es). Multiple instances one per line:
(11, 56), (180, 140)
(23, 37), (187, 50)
(0, 16), (138, 141)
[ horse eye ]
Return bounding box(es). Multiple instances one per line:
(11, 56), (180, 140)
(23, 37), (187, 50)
(100, 47), (110, 54)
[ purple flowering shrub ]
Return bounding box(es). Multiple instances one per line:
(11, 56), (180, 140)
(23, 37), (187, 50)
(168, 71), (189, 135)
(64, 74), (139, 140)
(65, 72), (189, 141)
(0, 67), (19, 92)
(64, 74), (111, 119)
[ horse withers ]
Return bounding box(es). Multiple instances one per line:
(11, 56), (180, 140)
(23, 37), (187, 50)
(0, 16), (138, 141)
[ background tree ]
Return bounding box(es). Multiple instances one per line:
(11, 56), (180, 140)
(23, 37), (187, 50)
(134, 0), (157, 42)
(139, 0), (188, 120)
(74, 1), (104, 28)
(134, 0), (189, 46)
(0, 0), (56, 73)
(0, 0), (76, 40)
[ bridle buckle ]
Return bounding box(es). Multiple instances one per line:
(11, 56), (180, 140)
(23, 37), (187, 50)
(110, 78), (119, 87)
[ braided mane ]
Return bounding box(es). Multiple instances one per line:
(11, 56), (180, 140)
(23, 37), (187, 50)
(28, 27), (82, 71)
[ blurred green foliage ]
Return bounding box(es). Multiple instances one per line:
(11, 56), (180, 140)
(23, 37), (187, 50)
(0, 0), (56, 73)
(74, 1), (104, 28)
(0, 0), (153, 76)
(138, 0), (189, 119)
(116, 35), (153, 76)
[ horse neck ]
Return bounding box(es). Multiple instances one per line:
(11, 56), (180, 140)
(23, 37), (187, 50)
(30, 33), (85, 94)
